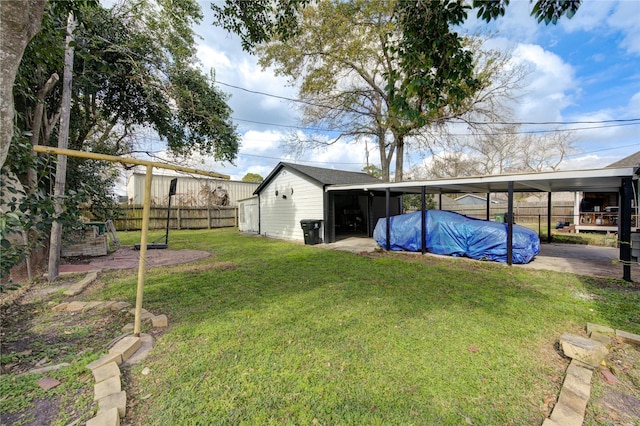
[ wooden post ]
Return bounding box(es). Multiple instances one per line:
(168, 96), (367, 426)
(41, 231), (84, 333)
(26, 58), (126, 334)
(47, 13), (75, 282)
(134, 164), (153, 336)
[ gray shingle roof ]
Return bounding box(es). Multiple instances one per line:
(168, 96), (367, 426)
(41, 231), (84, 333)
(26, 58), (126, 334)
(282, 162), (382, 185)
(254, 162), (382, 195)
(607, 151), (640, 168)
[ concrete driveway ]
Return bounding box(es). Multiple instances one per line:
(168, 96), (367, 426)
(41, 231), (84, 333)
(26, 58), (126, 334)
(519, 243), (639, 281)
(324, 237), (640, 282)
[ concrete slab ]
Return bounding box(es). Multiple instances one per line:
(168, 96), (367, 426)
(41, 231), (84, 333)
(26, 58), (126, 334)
(560, 333), (609, 368)
(123, 334), (154, 366)
(66, 301), (88, 312)
(109, 336), (141, 362)
(86, 352), (123, 371)
(94, 376), (121, 401)
(325, 238), (640, 280)
(92, 362), (121, 383)
(590, 331), (613, 346)
(549, 402), (583, 426)
(83, 301), (104, 311)
(616, 329), (640, 346)
(86, 407), (120, 426)
(51, 302), (69, 312)
(151, 314), (168, 328)
(565, 360), (593, 384)
(98, 390), (127, 417)
(587, 323), (615, 335)
(110, 301), (132, 311)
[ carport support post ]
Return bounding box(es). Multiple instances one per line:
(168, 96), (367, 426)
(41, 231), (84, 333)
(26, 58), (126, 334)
(620, 177), (633, 282)
(385, 188), (391, 251)
(134, 164), (153, 336)
(486, 193), (490, 220)
(421, 186), (426, 254)
(547, 192), (552, 243)
(507, 181), (514, 266)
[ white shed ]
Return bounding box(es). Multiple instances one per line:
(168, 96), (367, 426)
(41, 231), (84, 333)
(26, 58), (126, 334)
(238, 196), (259, 234)
(254, 162), (399, 243)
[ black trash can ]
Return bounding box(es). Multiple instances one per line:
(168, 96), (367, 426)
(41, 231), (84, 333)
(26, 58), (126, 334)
(300, 219), (322, 245)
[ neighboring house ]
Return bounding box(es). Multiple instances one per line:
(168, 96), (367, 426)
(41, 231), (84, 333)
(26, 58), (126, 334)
(454, 194), (500, 206)
(248, 162), (398, 243)
(575, 151), (640, 232)
(127, 172), (259, 207)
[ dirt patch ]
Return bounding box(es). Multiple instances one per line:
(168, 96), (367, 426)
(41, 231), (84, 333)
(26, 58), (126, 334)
(0, 277), (131, 425)
(585, 341), (640, 425)
(1, 396), (62, 426)
(60, 247), (212, 272)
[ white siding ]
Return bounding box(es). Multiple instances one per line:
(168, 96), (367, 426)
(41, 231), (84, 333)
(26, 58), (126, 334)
(259, 168), (324, 241)
(127, 173), (259, 206)
(238, 196), (259, 233)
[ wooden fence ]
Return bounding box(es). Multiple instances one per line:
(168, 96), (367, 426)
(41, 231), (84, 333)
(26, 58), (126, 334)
(111, 201), (576, 232)
(444, 202), (575, 224)
(112, 206), (238, 231)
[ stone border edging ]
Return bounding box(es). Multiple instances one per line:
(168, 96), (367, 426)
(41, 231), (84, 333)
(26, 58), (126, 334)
(48, 267), (170, 426)
(543, 323), (640, 426)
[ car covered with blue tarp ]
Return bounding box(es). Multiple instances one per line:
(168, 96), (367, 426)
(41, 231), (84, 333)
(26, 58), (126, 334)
(373, 210), (540, 264)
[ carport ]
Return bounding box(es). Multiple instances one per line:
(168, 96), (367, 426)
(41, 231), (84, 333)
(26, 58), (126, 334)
(327, 166), (639, 282)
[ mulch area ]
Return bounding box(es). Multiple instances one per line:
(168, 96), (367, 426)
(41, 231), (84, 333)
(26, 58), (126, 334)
(59, 247), (211, 273)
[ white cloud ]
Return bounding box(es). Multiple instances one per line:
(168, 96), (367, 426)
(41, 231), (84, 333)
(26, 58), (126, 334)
(608, 1), (640, 55)
(240, 130), (284, 153)
(196, 44), (232, 70)
(560, 1), (614, 33)
(510, 44), (576, 122)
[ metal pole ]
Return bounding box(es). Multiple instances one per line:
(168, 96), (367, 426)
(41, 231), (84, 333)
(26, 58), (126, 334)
(385, 188), (391, 251)
(421, 186), (426, 255)
(538, 214), (541, 239)
(620, 177), (633, 282)
(547, 192), (552, 243)
(507, 181), (514, 266)
(134, 164), (153, 336)
(165, 195), (172, 245)
(486, 192), (490, 220)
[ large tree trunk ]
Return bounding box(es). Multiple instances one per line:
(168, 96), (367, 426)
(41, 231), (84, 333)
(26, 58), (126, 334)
(378, 128), (393, 182)
(0, 0), (46, 169)
(394, 133), (404, 182)
(48, 14), (76, 282)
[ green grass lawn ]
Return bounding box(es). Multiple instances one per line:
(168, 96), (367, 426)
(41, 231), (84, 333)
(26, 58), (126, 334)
(84, 228), (638, 425)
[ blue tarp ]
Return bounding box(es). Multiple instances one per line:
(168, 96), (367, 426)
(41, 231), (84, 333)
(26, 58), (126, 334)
(373, 210), (540, 264)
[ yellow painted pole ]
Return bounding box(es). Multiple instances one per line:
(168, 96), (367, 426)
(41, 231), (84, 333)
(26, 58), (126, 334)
(33, 146), (230, 179)
(134, 164), (153, 336)
(32, 145), (230, 336)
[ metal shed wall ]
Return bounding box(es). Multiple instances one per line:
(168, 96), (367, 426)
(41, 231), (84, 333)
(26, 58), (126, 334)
(127, 173), (259, 206)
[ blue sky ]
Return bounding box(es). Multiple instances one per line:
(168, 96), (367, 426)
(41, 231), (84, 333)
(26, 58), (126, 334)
(126, 0), (640, 183)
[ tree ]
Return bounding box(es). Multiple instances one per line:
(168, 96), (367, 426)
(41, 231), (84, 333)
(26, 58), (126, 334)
(425, 129), (576, 178)
(256, 1), (523, 182)
(2, 0), (240, 281)
(242, 173), (264, 183)
(212, 0), (582, 51)
(11, 0), (240, 209)
(0, 0), (46, 169)
(0, 1), (102, 170)
(362, 165), (383, 179)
